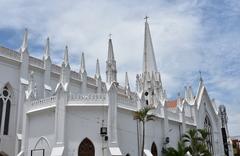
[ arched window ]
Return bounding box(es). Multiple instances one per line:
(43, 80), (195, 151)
(151, 142), (158, 156)
(0, 86), (12, 135)
(204, 116), (213, 154)
(78, 138), (95, 156)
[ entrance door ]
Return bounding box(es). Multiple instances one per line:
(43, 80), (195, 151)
(151, 142), (157, 156)
(78, 138), (95, 156)
(0, 151), (8, 156)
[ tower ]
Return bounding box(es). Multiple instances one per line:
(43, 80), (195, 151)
(137, 17), (164, 107)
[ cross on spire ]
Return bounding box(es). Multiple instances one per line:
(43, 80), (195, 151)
(144, 16), (149, 22)
(109, 33), (112, 39)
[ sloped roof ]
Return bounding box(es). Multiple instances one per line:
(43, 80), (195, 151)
(166, 100), (177, 108)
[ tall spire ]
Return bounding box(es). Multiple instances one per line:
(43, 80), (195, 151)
(95, 59), (101, 79)
(63, 46), (69, 66)
(20, 28), (28, 52)
(43, 37), (50, 60)
(143, 17), (158, 74)
(80, 52), (86, 73)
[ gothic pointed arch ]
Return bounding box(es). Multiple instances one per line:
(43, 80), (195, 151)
(33, 136), (51, 156)
(151, 142), (157, 156)
(0, 83), (13, 135)
(78, 138), (95, 156)
(204, 115), (214, 154)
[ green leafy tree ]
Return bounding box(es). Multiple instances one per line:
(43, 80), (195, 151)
(165, 129), (212, 156)
(182, 129), (212, 156)
(133, 106), (155, 156)
(165, 141), (186, 156)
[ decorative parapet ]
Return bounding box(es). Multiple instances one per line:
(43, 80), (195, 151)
(27, 96), (57, 113)
(87, 77), (96, 86)
(0, 46), (21, 61)
(71, 71), (80, 80)
(167, 110), (180, 122)
(51, 64), (61, 74)
(69, 93), (106, 105)
(117, 94), (137, 110)
(29, 56), (44, 69)
(185, 116), (194, 125)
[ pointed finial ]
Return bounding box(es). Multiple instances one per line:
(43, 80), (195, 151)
(80, 52), (86, 73)
(199, 70), (203, 82)
(20, 28), (28, 52)
(144, 16), (149, 22)
(43, 37), (50, 60)
(177, 92), (181, 97)
(95, 58), (101, 79)
(125, 72), (130, 88)
(184, 86), (188, 99)
(63, 46), (69, 65)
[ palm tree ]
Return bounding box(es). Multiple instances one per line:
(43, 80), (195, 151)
(182, 129), (212, 156)
(165, 141), (186, 156)
(133, 106), (155, 156)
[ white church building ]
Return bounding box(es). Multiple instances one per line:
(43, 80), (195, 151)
(0, 19), (234, 156)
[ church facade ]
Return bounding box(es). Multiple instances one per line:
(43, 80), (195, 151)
(0, 19), (234, 156)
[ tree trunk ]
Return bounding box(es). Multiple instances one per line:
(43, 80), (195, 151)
(142, 121), (145, 156)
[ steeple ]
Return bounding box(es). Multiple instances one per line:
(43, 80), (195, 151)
(95, 59), (101, 79)
(143, 17), (158, 74)
(80, 52), (86, 74)
(43, 37), (50, 60)
(136, 17), (164, 107)
(106, 36), (117, 84)
(58, 46), (70, 91)
(63, 46), (69, 67)
(20, 28), (28, 53)
(95, 59), (102, 93)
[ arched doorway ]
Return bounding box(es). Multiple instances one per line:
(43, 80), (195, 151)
(0, 151), (8, 156)
(78, 138), (95, 156)
(151, 142), (157, 156)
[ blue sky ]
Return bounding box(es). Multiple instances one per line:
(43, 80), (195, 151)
(0, 0), (239, 136)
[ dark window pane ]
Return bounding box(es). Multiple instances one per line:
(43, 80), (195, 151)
(3, 90), (8, 97)
(4, 100), (11, 135)
(0, 98), (3, 130)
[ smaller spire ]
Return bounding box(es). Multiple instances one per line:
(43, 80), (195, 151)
(80, 52), (86, 73)
(20, 28), (28, 52)
(63, 46), (69, 66)
(95, 59), (101, 79)
(177, 92), (182, 107)
(184, 86), (188, 100)
(43, 37), (50, 60)
(125, 72), (130, 90)
(188, 86), (194, 101)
